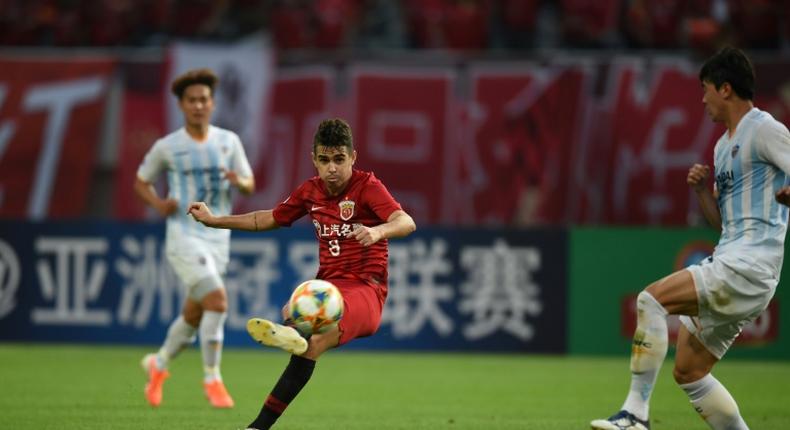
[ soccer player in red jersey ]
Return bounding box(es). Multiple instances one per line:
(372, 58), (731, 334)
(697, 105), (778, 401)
(188, 118), (417, 429)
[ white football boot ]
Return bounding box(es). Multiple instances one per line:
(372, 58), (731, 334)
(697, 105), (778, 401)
(591, 410), (650, 430)
(246, 318), (308, 355)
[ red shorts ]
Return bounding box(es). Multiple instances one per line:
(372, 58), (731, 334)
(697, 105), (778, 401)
(329, 278), (386, 345)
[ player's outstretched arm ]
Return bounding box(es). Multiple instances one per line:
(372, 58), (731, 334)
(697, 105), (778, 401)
(687, 163), (722, 230)
(188, 202), (278, 232)
(350, 210), (416, 246)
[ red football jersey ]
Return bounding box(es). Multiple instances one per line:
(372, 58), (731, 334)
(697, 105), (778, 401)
(273, 170), (402, 285)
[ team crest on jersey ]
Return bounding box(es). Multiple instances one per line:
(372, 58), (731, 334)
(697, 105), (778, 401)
(731, 144), (740, 158)
(339, 199), (355, 221)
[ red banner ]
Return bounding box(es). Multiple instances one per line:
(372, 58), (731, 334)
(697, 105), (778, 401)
(605, 59), (718, 225)
(471, 66), (589, 225)
(108, 57), (790, 225)
(351, 69), (453, 224)
(0, 58), (115, 219)
(113, 62), (166, 220)
(239, 70), (332, 213)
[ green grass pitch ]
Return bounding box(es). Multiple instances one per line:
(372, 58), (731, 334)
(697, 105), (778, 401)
(1, 343), (788, 429)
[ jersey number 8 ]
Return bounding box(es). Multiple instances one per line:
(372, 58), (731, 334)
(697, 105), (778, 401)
(328, 239), (340, 256)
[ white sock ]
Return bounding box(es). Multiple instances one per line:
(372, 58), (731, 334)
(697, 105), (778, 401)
(157, 316), (197, 369)
(200, 310), (227, 382)
(621, 291), (669, 421)
(680, 374), (749, 430)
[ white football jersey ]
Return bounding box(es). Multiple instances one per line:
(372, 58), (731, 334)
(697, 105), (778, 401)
(713, 108), (790, 277)
(137, 125), (253, 252)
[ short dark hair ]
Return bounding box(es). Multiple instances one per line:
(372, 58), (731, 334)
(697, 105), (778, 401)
(171, 68), (219, 100)
(313, 118), (354, 154)
(699, 46), (755, 101)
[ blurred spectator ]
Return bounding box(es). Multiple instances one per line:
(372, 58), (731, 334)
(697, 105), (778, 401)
(560, 0), (622, 48)
(683, 0), (726, 55)
(0, 0), (57, 46)
(0, 0), (787, 52)
(356, 0), (407, 50)
(623, 0), (686, 49)
(84, 0), (141, 46)
(622, 0), (734, 51)
(269, 0), (312, 49)
(496, 0), (541, 50)
(786, 2), (790, 46)
(403, 0), (491, 50)
(47, 0), (84, 46)
(221, 0), (267, 39)
(727, 0), (783, 50)
(403, 0), (446, 48)
(313, 0), (361, 49)
(442, 0), (490, 51)
(169, 0), (228, 39)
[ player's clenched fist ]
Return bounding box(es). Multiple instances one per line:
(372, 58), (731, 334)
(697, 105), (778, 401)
(349, 224), (383, 247)
(188, 202), (215, 225)
(157, 199), (179, 217)
(687, 163), (710, 192)
(776, 186), (790, 207)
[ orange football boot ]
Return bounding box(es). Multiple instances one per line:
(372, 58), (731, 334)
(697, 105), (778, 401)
(141, 353), (170, 407)
(204, 379), (234, 408)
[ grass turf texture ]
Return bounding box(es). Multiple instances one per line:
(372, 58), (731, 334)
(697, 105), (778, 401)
(1, 344), (788, 429)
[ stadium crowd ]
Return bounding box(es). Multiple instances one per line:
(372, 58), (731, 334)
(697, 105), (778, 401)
(0, 0), (788, 53)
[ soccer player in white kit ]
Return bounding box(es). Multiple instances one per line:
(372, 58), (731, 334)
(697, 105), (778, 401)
(134, 68), (255, 409)
(591, 47), (790, 430)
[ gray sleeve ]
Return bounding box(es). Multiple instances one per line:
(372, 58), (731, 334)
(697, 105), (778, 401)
(136, 139), (166, 182)
(755, 120), (790, 175)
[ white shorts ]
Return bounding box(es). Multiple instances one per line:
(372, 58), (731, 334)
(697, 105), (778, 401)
(681, 255), (776, 359)
(166, 239), (228, 301)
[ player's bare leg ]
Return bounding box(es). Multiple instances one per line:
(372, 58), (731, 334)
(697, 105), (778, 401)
(675, 326), (748, 429)
(591, 270), (696, 429)
(245, 327), (340, 430)
(141, 300), (199, 407)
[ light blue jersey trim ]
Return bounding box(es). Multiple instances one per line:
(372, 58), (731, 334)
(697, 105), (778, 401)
(749, 138), (764, 240)
(731, 139), (743, 229)
(172, 145), (191, 236)
(205, 142), (226, 215)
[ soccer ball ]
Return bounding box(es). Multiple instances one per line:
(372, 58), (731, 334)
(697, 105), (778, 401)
(285, 279), (344, 336)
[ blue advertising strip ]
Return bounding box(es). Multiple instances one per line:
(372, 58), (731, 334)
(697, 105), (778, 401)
(0, 221), (567, 352)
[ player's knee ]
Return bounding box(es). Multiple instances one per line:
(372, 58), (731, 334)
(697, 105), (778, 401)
(637, 290), (653, 307)
(183, 307), (203, 326)
(192, 276), (226, 311)
(636, 290), (667, 315)
(201, 289), (228, 313)
(673, 364), (707, 385)
(206, 299), (227, 313)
